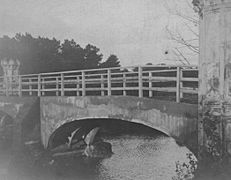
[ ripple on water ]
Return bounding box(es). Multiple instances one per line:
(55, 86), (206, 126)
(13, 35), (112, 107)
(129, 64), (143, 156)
(97, 135), (196, 180)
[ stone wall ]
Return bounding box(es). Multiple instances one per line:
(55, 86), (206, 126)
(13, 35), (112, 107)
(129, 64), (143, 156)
(195, 0), (231, 158)
(0, 96), (40, 150)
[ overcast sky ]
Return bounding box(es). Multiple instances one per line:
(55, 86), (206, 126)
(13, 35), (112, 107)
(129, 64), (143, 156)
(0, 0), (198, 66)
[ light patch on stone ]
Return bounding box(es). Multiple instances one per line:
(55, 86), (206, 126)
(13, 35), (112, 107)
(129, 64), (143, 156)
(66, 97), (76, 105)
(75, 99), (85, 108)
(0, 102), (11, 107)
(14, 103), (24, 113)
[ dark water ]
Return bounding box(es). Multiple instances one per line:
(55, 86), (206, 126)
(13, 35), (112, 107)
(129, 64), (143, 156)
(0, 122), (196, 180)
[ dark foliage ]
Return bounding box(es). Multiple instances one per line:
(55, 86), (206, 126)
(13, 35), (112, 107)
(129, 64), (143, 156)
(100, 54), (120, 68)
(0, 33), (121, 74)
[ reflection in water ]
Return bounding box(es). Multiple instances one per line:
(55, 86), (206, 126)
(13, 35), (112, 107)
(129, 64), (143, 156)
(1, 134), (195, 180)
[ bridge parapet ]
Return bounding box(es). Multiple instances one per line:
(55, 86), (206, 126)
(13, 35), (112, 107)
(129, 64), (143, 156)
(0, 65), (198, 103)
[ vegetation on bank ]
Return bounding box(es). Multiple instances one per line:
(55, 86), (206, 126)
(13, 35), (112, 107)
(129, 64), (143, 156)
(172, 152), (231, 180)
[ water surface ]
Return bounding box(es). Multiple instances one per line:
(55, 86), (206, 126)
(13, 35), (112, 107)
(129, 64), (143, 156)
(1, 122), (196, 180)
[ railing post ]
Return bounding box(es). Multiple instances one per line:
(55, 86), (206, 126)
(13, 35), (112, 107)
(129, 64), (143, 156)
(82, 71), (86, 96)
(56, 77), (59, 96)
(41, 78), (45, 96)
(180, 78), (183, 99)
(61, 73), (64, 96)
(176, 66), (181, 103)
(37, 75), (41, 97)
(123, 73), (126, 96)
(148, 72), (152, 97)
(29, 78), (32, 96)
(101, 74), (105, 96)
(76, 76), (80, 96)
(107, 69), (111, 96)
(18, 75), (22, 97)
(138, 66), (143, 98)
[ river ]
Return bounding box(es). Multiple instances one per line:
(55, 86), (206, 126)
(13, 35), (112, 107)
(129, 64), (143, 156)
(1, 121), (196, 180)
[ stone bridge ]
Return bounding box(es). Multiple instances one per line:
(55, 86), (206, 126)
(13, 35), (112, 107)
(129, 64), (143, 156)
(40, 96), (198, 152)
(3, 0), (231, 159)
(0, 96), (197, 152)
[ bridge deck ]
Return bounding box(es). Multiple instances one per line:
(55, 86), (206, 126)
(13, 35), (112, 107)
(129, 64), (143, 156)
(0, 65), (198, 103)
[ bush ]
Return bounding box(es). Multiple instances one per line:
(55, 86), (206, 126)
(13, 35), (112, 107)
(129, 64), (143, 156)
(172, 153), (197, 180)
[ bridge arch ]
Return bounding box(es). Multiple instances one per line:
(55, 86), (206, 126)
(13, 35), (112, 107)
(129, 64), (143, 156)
(47, 118), (170, 150)
(41, 96), (197, 152)
(0, 111), (14, 149)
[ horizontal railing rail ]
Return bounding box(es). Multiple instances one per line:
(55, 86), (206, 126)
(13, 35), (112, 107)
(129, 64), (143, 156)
(0, 65), (198, 103)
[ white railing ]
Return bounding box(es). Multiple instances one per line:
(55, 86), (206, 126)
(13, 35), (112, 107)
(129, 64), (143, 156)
(0, 65), (198, 103)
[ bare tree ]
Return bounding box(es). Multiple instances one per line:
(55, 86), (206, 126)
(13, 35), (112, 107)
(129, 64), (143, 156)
(164, 0), (199, 65)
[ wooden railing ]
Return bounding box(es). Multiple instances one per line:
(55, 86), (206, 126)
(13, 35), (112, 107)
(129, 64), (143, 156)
(0, 65), (198, 103)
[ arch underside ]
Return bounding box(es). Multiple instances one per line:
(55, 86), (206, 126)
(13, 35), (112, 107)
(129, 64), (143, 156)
(47, 117), (171, 150)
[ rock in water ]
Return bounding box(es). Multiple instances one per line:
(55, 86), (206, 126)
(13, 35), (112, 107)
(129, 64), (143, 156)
(50, 143), (69, 154)
(50, 140), (86, 155)
(84, 141), (112, 158)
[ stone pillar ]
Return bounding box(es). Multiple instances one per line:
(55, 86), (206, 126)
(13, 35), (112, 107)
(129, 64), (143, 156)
(193, 0), (231, 159)
(1, 58), (20, 95)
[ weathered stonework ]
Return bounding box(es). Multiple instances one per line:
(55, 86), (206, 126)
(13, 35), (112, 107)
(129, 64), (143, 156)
(40, 96), (197, 152)
(0, 97), (40, 150)
(194, 0), (231, 159)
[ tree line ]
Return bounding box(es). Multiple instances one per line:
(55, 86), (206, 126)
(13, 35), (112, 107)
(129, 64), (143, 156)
(0, 33), (120, 74)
